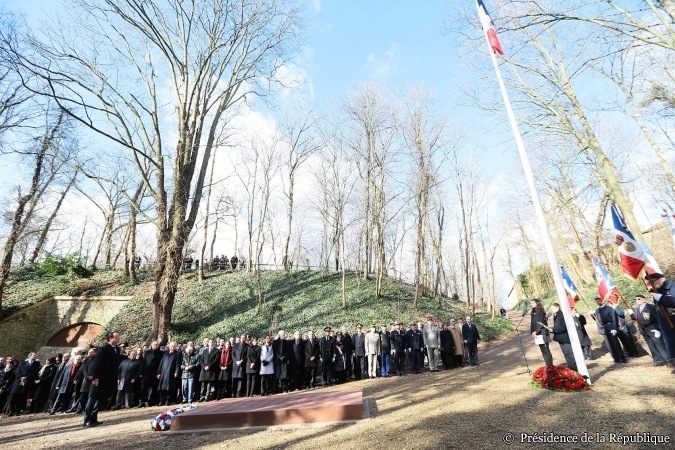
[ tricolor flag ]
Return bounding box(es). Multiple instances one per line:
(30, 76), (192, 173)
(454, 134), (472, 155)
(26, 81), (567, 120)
(560, 265), (580, 308)
(611, 204), (647, 279)
(477, 0), (504, 55)
(591, 255), (620, 304)
(662, 211), (675, 251)
(640, 240), (662, 275)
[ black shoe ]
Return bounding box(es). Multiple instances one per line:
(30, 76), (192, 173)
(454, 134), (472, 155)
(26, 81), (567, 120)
(84, 421), (100, 427)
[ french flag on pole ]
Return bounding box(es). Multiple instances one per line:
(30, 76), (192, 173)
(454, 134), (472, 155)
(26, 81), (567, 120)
(663, 211), (675, 251)
(591, 255), (620, 304)
(611, 204), (647, 279)
(560, 265), (579, 308)
(477, 0), (504, 55)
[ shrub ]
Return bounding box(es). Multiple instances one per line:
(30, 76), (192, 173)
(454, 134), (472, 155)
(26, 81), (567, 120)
(38, 252), (93, 278)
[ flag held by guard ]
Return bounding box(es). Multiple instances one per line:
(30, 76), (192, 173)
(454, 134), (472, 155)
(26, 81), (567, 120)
(477, 0), (504, 55)
(591, 255), (620, 304)
(560, 265), (579, 308)
(611, 203), (661, 278)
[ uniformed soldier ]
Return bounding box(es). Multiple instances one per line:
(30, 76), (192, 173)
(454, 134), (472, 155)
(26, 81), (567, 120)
(593, 297), (626, 364)
(352, 325), (366, 380)
(405, 322), (423, 374)
(628, 295), (674, 367)
(645, 273), (675, 362)
(378, 324), (391, 377)
(390, 321), (405, 376)
(319, 327), (335, 386)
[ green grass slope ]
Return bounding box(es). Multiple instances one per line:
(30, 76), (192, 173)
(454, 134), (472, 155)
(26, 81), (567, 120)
(102, 270), (512, 346)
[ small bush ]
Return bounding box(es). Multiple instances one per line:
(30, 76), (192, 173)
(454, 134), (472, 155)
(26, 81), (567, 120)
(38, 252), (93, 278)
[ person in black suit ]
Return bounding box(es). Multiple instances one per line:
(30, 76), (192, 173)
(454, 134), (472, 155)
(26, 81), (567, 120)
(549, 303), (579, 370)
(644, 272), (675, 361)
(0, 357), (16, 413)
(290, 331), (305, 390)
(404, 322), (423, 374)
(319, 327), (336, 387)
(439, 323), (456, 370)
(593, 297), (626, 364)
(231, 335), (248, 398)
(351, 325), (366, 380)
(629, 294), (673, 367)
(272, 330), (291, 393)
(156, 342), (181, 406)
(84, 331), (122, 427)
(390, 321), (405, 376)
(304, 331), (320, 389)
(7, 352), (40, 416)
(138, 341), (162, 407)
(530, 299), (553, 366)
(70, 348), (96, 413)
(114, 349), (141, 409)
(30, 356), (57, 413)
(198, 339), (219, 402)
(245, 338), (261, 397)
(462, 316), (481, 366)
(339, 327), (353, 379)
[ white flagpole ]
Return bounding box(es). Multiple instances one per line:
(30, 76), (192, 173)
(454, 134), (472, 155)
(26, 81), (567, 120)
(475, 1), (591, 383)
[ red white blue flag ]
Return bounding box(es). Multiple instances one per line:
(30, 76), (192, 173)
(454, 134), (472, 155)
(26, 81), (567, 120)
(611, 204), (648, 279)
(591, 255), (620, 304)
(477, 0), (504, 55)
(560, 265), (579, 308)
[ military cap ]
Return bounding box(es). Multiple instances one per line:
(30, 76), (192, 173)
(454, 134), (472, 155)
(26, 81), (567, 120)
(356, 324), (363, 328)
(324, 326), (332, 332)
(646, 272), (665, 279)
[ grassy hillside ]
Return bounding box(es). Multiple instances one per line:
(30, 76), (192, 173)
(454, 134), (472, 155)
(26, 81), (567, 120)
(101, 270), (512, 346)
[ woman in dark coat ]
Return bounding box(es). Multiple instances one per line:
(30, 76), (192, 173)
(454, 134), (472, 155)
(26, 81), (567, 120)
(572, 307), (593, 360)
(8, 352), (40, 416)
(333, 334), (346, 383)
(139, 342), (163, 407)
(29, 356), (57, 413)
(439, 323), (456, 370)
(245, 338), (261, 397)
(115, 350), (141, 409)
(231, 337), (248, 398)
(0, 358), (16, 414)
(49, 354), (82, 414)
(530, 299), (554, 366)
(216, 341), (232, 400)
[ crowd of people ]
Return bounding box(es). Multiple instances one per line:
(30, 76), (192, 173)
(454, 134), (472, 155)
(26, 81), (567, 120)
(529, 272), (675, 371)
(0, 317), (481, 426)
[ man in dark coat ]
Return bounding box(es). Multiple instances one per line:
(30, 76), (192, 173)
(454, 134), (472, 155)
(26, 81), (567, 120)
(339, 327), (353, 379)
(138, 340), (162, 407)
(272, 330), (291, 393)
(439, 323), (456, 370)
(550, 303), (580, 370)
(319, 327), (336, 386)
(198, 339), (219, 402)
(610, 302), (639, 357)
(84, 331), (122, 427)
(115, 349), (141, 409)
(231, 335), (248, 398)
(7, 352), (40, 416)
(404, 322), (423, 374)
(629, 294), (674, 367)
(378, 324), (392, 377)
(645, 272), (675, 361)
(70, 348), (96, 413)
(462, 316), (481, 366)
(390, 321), (405, 376)
(593, 297), (626, 364)
(290, 331), (305, 390)
(351, 325), (366, 380)
(156, 342), (181, 406)
(304, 330), (320, 389)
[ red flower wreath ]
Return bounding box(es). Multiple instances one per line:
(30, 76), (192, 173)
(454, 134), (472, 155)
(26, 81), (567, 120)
(531, 365), (590, 392)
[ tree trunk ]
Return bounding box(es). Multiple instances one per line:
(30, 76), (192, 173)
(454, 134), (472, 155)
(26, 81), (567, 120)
(29, 170), (77, 263)
(199, 157), (216, 281)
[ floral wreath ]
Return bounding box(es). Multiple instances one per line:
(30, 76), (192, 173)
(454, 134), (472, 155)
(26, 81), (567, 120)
(150, 404), (198, 431)
(531, 365), (590, 392)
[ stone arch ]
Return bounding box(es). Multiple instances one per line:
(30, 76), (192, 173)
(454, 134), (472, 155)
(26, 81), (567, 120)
(46, 322), (103, 348)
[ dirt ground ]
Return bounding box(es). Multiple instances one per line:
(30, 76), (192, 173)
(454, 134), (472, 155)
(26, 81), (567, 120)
(1, 312), (674, 450)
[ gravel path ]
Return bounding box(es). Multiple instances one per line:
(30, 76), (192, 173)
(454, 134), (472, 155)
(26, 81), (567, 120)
(2, 313), (673, 449)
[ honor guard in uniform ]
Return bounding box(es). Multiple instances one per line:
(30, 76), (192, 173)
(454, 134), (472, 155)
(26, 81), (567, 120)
(645, 273), (675, 362)
(628, 295), (674, 367)
(352, 325), (366, 380)
(319, 327), (336, 386)
(593, 297), (626, 364)
(390, 321), (405, 376)
(378, 324), (391, 377)
(405, 322), (423, 374)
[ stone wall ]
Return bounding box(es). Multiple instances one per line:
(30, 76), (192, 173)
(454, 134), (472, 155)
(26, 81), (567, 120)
(0, 296), (130, 359)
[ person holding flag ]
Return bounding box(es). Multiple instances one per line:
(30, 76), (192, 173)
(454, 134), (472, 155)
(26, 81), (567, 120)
(594, 296), (627, 364)
(643, 273), (675, 363)
(628, 295), (674, 368)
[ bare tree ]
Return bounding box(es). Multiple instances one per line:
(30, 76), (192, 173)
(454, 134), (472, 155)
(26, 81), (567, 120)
(7, 0), (303, 340)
